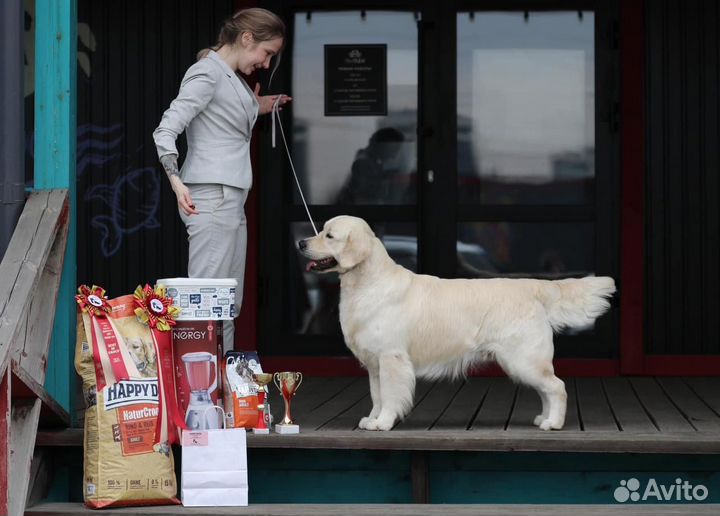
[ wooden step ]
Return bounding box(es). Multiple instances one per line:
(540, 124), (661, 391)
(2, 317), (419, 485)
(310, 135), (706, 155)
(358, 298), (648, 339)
(11, 362), (70, 428)
(35, 426), (720, 454)
(24, 502), (720, 516)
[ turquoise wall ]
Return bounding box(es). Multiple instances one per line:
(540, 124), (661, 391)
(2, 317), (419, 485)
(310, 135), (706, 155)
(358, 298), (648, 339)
(429, 452), (719, 504)
(46, 448), (720, 505)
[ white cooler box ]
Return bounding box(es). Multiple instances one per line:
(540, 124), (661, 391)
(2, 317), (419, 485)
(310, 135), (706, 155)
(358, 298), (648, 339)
(156, 278), (237, 321)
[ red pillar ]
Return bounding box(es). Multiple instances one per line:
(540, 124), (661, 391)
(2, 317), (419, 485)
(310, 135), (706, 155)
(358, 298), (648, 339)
(0, 371), (11, 514)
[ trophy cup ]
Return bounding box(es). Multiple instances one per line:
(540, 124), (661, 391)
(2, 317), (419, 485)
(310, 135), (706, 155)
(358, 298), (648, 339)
(273, 372), (303, 434)
(251, 373), (273, 434)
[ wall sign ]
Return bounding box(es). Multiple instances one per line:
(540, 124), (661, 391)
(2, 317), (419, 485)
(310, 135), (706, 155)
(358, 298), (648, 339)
(324, 44), (387, 116)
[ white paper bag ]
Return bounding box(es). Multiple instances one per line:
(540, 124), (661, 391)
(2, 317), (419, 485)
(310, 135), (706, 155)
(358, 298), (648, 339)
(181, 425), (248, 506)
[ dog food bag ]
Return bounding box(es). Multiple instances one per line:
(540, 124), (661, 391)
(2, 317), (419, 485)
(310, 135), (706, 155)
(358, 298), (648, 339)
(75, 287), (178, 508)
(223, 351), (266, 429)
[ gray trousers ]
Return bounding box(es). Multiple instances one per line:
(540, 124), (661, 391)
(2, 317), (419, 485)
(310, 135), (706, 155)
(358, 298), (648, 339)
(180, 183), (248, 354)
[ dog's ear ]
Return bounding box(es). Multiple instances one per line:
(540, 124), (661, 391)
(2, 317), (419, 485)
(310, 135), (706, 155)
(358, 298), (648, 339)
(338, 225), (373, 269)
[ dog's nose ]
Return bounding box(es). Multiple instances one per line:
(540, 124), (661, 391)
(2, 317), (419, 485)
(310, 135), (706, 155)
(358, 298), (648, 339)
(298, 239), (307, 250)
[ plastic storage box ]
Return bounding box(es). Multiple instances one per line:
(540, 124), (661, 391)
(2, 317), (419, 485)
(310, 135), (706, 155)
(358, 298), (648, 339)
(156, 277), (237, 321)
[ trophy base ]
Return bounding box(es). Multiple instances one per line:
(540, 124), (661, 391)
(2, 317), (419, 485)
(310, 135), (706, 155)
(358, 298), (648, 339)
(275, 424), (300, 434)
(252, 427), (270, 434)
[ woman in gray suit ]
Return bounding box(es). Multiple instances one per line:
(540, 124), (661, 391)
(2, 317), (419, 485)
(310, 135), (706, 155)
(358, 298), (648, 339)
(153, 8), (290, 351)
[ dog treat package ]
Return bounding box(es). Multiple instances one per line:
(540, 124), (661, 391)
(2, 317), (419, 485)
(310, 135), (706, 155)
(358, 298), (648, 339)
(223, 351), (267, 429)
(75, 286), (178, 509)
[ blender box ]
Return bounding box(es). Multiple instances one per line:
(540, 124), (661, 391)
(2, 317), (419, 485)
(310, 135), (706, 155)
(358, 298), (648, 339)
(157, 277), (237, 320)
(172, 320), (224, 430)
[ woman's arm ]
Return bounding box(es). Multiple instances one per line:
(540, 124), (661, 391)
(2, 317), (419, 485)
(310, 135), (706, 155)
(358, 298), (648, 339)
(153, 59), (219, 158)
(153, 60), (219, 216)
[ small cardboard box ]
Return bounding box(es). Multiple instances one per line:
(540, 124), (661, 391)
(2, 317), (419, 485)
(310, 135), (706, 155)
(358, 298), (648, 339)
(157, 278), (237, 321)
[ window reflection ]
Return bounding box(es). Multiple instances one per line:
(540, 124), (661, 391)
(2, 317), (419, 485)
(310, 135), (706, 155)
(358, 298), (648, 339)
(457, 12), (595, 205)
(292, 11), (418, 205)
(336, 127), (414, 204)
(457, 222), (595, 278)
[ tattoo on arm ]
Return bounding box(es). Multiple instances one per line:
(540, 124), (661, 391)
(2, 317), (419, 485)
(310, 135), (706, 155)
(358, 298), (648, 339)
(160, 154), (180, 180)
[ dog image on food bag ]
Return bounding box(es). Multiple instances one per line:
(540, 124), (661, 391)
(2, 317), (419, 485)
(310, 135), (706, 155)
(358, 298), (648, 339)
(125, 336), (158, 377)
(298, 216), (615, 432)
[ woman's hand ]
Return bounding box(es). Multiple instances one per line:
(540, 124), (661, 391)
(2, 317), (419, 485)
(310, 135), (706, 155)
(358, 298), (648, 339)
(160, 154), (197, 215)
(254, 83), (292, 115)
(170, 176), (198, 216)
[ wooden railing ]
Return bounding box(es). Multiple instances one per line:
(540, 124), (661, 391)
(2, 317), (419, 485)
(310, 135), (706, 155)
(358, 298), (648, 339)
(0, 189), (71, 516)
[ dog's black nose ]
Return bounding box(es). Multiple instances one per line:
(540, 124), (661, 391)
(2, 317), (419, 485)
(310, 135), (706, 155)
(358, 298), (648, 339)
(298, 239), (307, 250)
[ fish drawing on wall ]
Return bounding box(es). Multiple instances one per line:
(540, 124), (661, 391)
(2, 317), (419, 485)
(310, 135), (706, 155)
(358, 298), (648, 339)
(85, 167), (161, 257)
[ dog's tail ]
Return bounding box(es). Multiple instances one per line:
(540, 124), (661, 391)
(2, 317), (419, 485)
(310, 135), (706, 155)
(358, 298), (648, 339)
(538, 276), (616, 332)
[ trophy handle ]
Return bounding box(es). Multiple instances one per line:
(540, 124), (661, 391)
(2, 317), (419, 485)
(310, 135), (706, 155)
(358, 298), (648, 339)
(273, 372), (281, 392)
(295, 372), (303, 390)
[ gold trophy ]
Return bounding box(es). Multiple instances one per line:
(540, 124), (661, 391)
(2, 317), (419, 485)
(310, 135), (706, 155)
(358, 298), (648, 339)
(252, 373), (273, 434)
(273, 372), (303, 434)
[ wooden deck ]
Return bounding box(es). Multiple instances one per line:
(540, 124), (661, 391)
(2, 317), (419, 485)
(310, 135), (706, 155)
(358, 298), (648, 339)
(38, 376), (720, 454)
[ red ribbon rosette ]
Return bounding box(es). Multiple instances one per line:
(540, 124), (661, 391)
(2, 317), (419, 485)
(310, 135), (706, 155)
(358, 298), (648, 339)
(76, 284), (111, 318)
(133, 284), (181, 331)
(133, 284), (186, 446)
(76, 285), (130, 391)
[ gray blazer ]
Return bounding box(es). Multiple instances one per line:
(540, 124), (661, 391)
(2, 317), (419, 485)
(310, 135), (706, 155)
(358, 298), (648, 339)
(153, 50), (259, 189)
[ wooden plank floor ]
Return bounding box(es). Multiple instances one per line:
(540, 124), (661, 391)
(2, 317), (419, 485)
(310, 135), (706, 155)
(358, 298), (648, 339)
(37, 377), (720, 454)
(252, 376), (720, 453)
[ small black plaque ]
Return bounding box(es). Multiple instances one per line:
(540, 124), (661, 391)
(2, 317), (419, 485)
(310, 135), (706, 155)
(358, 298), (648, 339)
(324, 44), (387, 116)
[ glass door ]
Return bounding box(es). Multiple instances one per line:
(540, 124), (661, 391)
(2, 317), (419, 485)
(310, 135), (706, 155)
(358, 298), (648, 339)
(261, 8), (421, 355)
(259, 3), (618, 358)
(452, 8), (619, 357)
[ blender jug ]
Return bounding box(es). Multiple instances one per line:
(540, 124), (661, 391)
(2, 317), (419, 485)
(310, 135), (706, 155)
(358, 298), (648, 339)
(181, 351), (219, 430)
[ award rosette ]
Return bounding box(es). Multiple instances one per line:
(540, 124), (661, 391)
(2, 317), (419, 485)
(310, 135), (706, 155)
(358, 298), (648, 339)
(76, 285), (133, 391)
(133, 284), (186, 445)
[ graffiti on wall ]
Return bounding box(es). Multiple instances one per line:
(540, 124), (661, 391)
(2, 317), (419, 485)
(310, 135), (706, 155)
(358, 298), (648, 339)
(85, 166), (162, 257)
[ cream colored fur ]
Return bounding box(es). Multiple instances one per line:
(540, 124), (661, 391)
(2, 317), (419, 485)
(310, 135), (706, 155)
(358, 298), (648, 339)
(299, 216), (616, 431)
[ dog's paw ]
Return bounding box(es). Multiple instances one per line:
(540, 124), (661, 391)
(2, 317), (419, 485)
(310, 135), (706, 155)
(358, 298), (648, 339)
(533, 414), (545, 426)
(358, 417), (375, 429)
(363, 418), (394, 431)
(538, 418), (564, 431)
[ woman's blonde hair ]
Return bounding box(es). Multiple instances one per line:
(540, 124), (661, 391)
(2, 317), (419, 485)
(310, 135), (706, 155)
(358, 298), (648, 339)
(197, 8), (285, 82)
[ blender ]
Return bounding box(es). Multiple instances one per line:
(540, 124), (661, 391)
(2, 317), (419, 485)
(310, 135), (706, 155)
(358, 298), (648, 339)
(182, 351), (219, 430)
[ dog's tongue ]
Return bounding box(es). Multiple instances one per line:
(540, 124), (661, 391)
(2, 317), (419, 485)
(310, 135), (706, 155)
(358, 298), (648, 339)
(305, 261), (317, 272)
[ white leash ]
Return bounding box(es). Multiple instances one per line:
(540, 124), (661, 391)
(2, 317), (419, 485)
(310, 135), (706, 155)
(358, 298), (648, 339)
(271, 96), (319, 236)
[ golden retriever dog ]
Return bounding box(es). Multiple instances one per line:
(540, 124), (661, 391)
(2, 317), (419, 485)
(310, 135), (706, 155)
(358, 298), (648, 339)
(299, 216), (615, 431)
